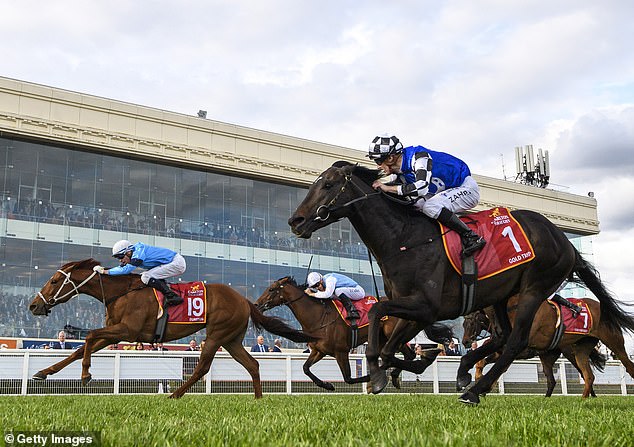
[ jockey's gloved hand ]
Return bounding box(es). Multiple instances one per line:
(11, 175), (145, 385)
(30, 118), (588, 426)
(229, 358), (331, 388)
(93, 265), (106, 274)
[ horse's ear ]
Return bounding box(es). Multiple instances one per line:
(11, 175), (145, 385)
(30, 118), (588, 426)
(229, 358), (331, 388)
(341, 163), (358, 175)
(332, 160), (353, 169)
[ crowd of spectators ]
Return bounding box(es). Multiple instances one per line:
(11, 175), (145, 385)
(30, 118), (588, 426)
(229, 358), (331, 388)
(0, 290), (104, 339)
(0, 196), (368, 259)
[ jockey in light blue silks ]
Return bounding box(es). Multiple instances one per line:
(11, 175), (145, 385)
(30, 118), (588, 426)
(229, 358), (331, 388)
(92, 240), (186, 306)
(304, 272), (365, 320)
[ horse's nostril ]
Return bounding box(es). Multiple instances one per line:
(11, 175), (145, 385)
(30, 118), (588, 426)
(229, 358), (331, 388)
(288, 215), (305, 228)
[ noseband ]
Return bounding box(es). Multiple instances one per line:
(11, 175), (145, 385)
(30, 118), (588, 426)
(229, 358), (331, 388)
(314, 173), (380, 221)
(38, 269), (97, 308)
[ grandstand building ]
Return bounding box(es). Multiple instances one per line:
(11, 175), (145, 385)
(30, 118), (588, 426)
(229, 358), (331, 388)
(0, 76), (599, 344)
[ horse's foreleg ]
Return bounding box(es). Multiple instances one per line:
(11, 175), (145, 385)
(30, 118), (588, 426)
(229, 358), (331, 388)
(366, 303), (389, 394)
(81, 323), (132, 385)
(379, 320), (421, 369)
(32, 345), (87, 380)
(456, 339), (503, 391)
(302, 349), (333, 390)
(460, 298), (539, 405)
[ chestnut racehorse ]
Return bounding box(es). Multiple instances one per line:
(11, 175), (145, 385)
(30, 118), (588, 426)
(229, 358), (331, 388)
(29, 259), (315, 399)
(460, 294), (634, 398)
(256, 276), (452, 390)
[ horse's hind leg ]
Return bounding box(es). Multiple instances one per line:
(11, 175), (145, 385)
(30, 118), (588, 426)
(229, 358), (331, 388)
(170, 339), (222, 399)
(539, 350), (560, 397)
(221, 339), (262, 399)
(599, 325), (634, 380)
(572, 342), (595, 398)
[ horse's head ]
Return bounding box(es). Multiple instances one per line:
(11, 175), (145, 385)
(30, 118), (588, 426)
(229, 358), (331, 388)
(462, 310), (490, 346)
(289, 161), (379, 238)
(255, 276), (304, 312)
(29, 259), (100, 316)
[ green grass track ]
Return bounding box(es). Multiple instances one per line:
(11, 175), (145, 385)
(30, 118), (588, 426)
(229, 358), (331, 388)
(1, 394), (633, 446)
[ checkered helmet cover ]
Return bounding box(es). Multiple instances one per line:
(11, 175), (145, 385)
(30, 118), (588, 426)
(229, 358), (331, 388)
(367, 134), (403, 161)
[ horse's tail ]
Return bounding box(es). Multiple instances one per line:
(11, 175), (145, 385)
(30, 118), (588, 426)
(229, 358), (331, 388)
(589, 347), (607, 373)
(248, 301), (318, 343)
(424, 322), (454, 345)
(572, 248), (634, 334)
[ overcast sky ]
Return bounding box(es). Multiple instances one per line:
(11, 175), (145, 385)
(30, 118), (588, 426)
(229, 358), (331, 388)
(2, 1), (634, 347)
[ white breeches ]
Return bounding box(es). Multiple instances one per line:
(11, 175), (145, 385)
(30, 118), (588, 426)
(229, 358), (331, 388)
(333, 285), (366, 300)
(140, 253), (187, 284)
(415, 176), (480, 219)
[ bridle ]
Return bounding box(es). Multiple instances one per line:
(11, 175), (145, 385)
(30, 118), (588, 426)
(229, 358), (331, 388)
(314, 172), (381, 221)
(259, 279), (305, 311)
(37, 268), (97, 308)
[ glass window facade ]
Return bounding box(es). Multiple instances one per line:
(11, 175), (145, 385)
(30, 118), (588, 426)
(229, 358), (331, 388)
(0, 136), (595, 346)
(0, 136), (373, 346)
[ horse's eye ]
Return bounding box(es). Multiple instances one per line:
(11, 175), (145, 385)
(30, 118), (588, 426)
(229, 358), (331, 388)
(323, 181), (333, 189)
(51, 279), (58, 285)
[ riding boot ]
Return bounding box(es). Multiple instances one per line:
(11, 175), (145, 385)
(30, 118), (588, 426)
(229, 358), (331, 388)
(147, 278), (183, 306)
(437, 207), (486, 258)
(339, 294), (360, 320)
(550, 294), (582, 318)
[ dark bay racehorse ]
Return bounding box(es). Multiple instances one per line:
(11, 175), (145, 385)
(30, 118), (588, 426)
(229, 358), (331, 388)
(29, 259), (315, 399)
(255, 276), (450, 390)
(462, 294), (634, 398)
(288, 161), (634, 404)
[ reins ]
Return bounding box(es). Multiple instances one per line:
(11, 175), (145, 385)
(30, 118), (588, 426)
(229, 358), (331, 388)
(271, 281), (338, 331)
(39, 265), (146, 311)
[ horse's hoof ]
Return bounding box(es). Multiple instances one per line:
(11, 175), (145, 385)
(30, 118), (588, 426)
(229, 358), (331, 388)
(81, 375), (92, 386)
(456, 373), (472, 391)
(322, 382), (335, 391)
(32, 371), (47, 381)
(168, 393), (181, 399)
(370, 371), (388, 394)
(458, 390), (480, 406)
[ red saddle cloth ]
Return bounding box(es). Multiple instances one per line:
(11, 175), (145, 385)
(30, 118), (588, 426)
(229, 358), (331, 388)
(548, 298), (594, 334)
(332, 296), (381, 328)
(153, 281), (207, 324)
(440, 207), (535, 279)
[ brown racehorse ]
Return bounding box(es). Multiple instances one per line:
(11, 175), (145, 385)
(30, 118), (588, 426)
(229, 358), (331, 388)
(255, 276), (451, 390)
(462, 308), (605, 397)
(28, 259), (316, 399)
(459, 295), (634, 398)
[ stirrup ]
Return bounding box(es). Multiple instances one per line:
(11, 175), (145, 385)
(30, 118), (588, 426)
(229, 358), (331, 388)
(462, 237), (486, 258)
(165, 294), (183, 306)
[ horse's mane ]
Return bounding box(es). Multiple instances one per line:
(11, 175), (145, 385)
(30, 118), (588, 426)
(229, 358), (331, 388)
(332, 160), (381, 186)
(279, 276), (308, 290)
(332, 161), (424, 219)
(60, 258), (100, 270)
